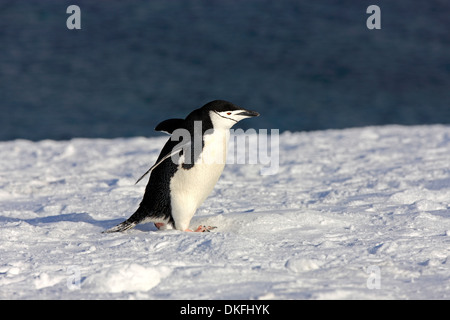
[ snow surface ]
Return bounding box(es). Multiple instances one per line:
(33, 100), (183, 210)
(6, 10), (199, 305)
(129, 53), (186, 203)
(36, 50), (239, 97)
(1, 125), (450, 299)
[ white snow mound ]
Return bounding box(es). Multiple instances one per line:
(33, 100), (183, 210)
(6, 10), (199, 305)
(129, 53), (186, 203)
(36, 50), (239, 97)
(84, 264), (170, 293)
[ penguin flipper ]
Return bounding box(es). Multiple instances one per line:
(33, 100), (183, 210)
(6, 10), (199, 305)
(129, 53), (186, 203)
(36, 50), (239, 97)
(135, 140), (191, 185)
(155, 118), (185, 135)
(102, 220), (137, 233)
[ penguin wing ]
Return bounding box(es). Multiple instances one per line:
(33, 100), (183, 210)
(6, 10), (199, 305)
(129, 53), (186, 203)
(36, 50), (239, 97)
(155, 118), (185, 135)
(135, 138), (191, 185)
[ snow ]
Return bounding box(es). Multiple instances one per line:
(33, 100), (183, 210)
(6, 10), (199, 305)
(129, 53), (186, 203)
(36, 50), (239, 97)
(1, 125), (450, 299)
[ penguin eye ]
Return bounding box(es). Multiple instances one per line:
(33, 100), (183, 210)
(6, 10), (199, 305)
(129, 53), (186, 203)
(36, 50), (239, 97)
(227, 112), (232, 115)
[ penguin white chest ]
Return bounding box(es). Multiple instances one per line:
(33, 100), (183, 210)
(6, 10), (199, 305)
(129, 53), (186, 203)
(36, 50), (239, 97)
(169, 130), (229, 230)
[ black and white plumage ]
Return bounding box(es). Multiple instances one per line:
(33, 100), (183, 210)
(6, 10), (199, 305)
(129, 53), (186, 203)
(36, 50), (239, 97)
(103, 100), (259, 233)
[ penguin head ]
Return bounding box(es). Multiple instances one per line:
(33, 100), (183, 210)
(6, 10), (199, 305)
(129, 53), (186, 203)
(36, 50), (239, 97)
(202, 100), (260, 130)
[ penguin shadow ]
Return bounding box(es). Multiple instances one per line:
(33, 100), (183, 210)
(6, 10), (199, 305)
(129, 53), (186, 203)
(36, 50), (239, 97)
(134, 222), (158, 232)
(0, 213), (210, 234)
(0, 212), (124, 232)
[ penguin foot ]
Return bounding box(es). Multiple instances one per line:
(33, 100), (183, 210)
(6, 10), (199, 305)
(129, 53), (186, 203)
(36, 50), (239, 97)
(154, 223), (165, 229)
(186, 225), (217, 232)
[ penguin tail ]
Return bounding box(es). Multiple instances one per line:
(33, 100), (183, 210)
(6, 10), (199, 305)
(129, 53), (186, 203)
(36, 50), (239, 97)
(102, 220), (137, 233)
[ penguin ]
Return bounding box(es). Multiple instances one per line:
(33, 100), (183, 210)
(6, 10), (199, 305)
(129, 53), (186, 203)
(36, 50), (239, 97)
(103, 100), (259, 233)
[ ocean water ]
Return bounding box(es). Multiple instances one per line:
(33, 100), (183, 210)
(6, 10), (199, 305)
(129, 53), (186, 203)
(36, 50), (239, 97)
(1, 0), (449, 141)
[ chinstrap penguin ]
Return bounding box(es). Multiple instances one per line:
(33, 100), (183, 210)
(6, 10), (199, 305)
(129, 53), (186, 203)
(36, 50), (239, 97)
(103, 100), (259, 233)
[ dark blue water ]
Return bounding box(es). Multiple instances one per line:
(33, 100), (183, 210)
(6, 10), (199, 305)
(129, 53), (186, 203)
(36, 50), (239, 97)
(1, 0), (449, 141)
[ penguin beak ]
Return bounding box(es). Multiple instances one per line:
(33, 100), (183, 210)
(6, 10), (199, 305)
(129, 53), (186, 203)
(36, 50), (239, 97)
(237, 109), (260, 117)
